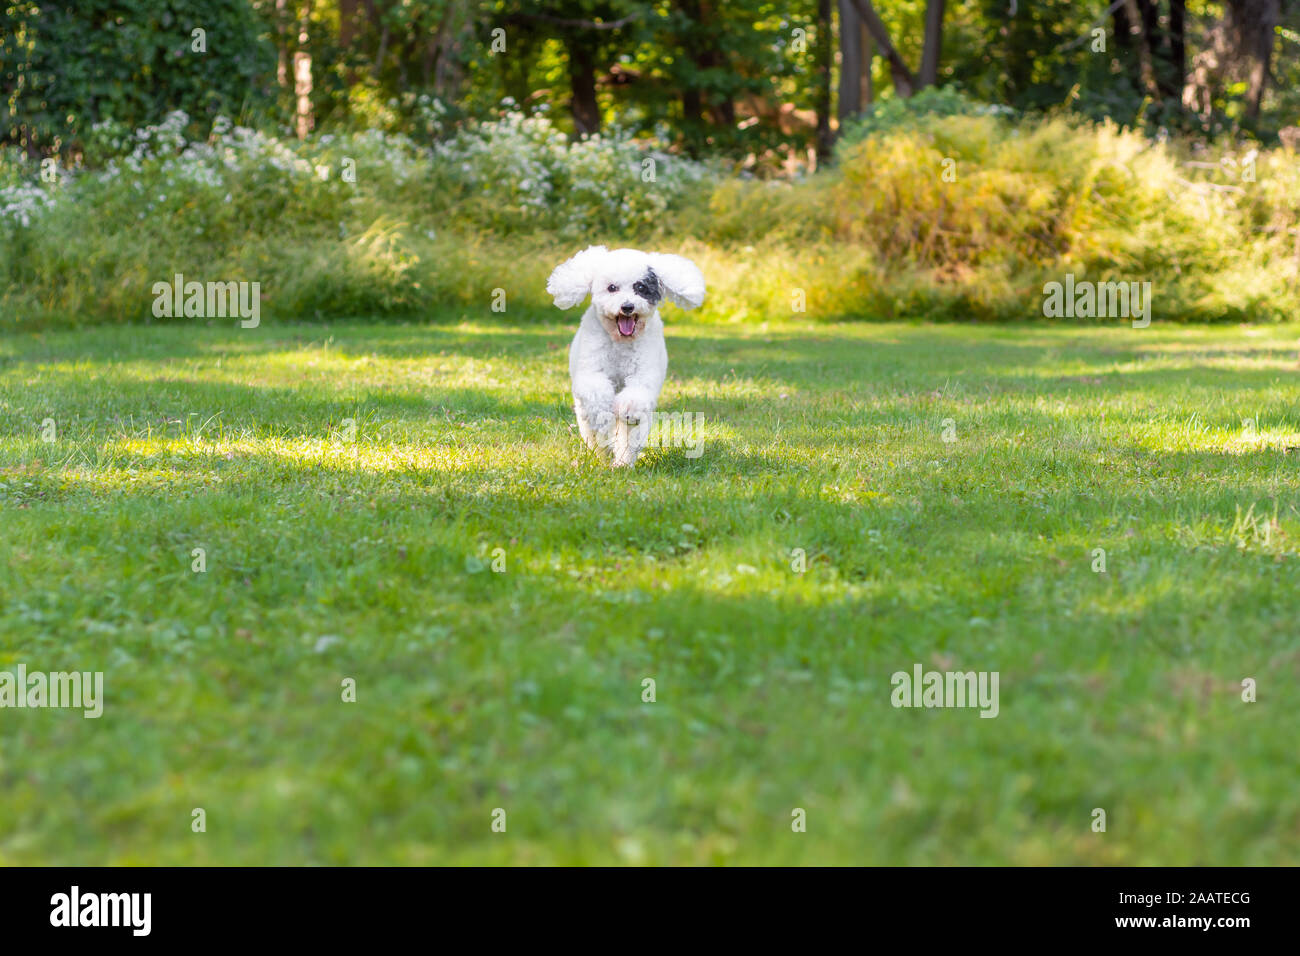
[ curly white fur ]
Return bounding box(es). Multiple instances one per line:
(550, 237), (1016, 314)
(547, 246), (705, 467)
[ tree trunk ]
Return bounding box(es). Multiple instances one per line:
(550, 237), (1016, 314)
(339, 0), (362, 86)
(275, 0), (289, 88)
(1233, 0), (1280, 121)
(682, 87), (703, 129)
(294, 0), (314, 139)
(375, 23), (390, 82)
(815, 0), (833, 163)
(1121, 0), (1160, 98)
(1133, 0), (1181, 99)
(919, 0), (945, 89)
(863, 29), (874, 105)
(838, 0), (863, 119)
(1181, 0), (1280, 123)
(568, 41), (601, 136)
(838, 1), (875, 115)
(1169, 0), (1186, 87)
(677, 2), (734, 132)
(339, 0), (359, 48)
(433, 2), (466, 101)
(845, 0), (915, 96)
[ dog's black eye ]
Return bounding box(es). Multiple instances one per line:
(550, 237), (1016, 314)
(633, 269), (662, 304)
(607, 284), (618, 293)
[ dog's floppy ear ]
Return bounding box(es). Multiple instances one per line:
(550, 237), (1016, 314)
(646, 253), (705, 310)
(546, 245), (608, 309)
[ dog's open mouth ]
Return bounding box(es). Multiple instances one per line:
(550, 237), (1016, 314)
(616, 316), (637, 337)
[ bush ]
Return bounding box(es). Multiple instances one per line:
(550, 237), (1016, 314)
(836, 87), (1016, 152)
(2, 105), (1298, 327)
(427, 111), (714, 239)
(0, 113), (428, 324)
(825, 108), (1298, 321)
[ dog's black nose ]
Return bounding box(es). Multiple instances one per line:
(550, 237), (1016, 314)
(620, 302), (635, 315)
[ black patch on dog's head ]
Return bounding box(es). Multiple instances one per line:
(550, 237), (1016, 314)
(632, 269), (662, 305)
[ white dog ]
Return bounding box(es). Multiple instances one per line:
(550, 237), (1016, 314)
(547, 246), (705, 466)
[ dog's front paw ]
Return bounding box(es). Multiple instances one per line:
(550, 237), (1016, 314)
(614, 390), (654, 426)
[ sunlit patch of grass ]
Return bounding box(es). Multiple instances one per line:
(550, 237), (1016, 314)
(1, 317), (1299, 864)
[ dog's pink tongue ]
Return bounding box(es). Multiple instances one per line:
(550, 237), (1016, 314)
(617, 316), (636, 336)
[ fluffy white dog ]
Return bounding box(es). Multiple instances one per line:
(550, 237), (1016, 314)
(547, 246), (705, 466)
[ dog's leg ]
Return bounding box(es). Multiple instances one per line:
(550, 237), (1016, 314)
(572, 375), (616, 456)
(574, 399), (598, 450)
(611, 416), (652, 467)
(612, 386), (655, 467)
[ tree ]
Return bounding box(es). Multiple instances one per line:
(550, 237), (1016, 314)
(496, 2), (640, 136)
(815, 0), (833, 162)
(919, 0), (946, 88)
(621, 0), (798, 158)
(842, 0), (935, 97)
(0, 0), (276, 155)
(838, 0), (873, 120)
(1223, 0), (1281, 121)
(1181, 0), (1282, 124)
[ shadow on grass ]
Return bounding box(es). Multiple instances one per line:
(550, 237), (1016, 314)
(0, 374), (571, 439)
(7, 320), (1298, 404)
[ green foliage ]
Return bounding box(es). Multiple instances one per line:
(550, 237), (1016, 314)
(1, 1), (277, 155)
(620, 0), (808, 157)
(0, 112), (429, 324)
(4, 108), (1299, 327)
(826, 107), (1297, 321)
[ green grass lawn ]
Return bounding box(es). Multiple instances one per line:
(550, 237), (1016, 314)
(1, 316), (1298, 864)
